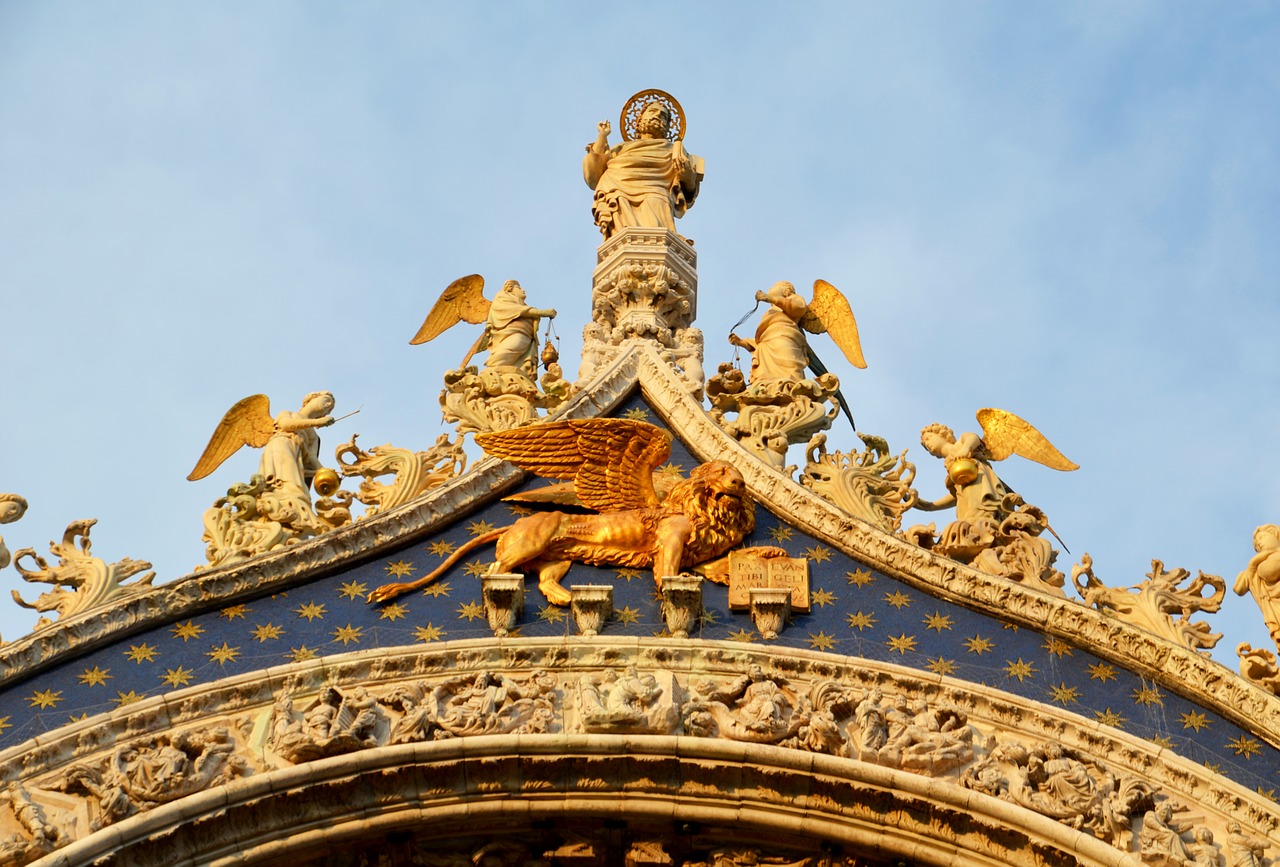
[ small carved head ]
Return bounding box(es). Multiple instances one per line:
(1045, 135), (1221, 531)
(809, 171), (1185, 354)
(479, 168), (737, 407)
(0, 493), (27, 525)
(499, 280), (526, 301)
(1254, 524), (1280, 552)
(301, 391), (336, 416)
(920, 423), (957, 456)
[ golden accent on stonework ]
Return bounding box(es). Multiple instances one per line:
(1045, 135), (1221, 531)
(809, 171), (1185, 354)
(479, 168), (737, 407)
(768, 526), (794, 543)
(927, 657), (956, 676)
(113, 690), (143, 707)
(339, 580), (369, 599)
(287, 646), (317, 662)
(1088, 662), (1117, 682)
(727, 628), (756, 642)
(331, 624), (363, 645)
(252, 623), (284, 641)
(615, 605), (641, 624)
(162, 666), (194, 688)
(28, 689), (62, 709)
(805, 545), (832, 563)
(384, 560), (414, 577)
(923, 612), (953, 632)
(220, 604), (249, 620)
(171, 621), (204, 641)
(846, 569), (874, 586)
(295, 602), (326, 621)
(414, 624), (444, 642)
(78, 666), (111, 686)
(1048, 683), (1080, 705)
(1095, 709), (1127, 728)
(1180, 711), (1211, 732)
(808, 631), (836, 651)
(810, 588), (835, 607)
(884, 590), (911, 608)
(846, 611), (876, 631)
(428, 541), (456, 556)
(379, 602), (409, 621)
(1005, 659), (1036, 682)
(1227, 735), (1262, 758)
(537, 606), (567, 623)
(125, 642), (159, 663)
(207, 643), (240, 665)
(1042, 637), (1073, 657)
(456, 601), (484, 621)
(887, 633), (917, 654)
(964, 635), (994, 654)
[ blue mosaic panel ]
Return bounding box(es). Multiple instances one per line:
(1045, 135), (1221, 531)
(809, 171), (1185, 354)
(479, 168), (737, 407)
(0, 394), (1277, 801)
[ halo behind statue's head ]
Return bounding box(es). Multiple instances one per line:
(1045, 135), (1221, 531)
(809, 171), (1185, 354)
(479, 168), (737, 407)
(620, 89), (686, 142)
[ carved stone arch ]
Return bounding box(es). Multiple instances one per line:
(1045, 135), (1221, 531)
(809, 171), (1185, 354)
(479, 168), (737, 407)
(35, 737), (1130, 867)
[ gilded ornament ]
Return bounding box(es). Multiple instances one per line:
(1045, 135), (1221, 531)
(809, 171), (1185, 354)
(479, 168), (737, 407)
(368, 418), (762, 606)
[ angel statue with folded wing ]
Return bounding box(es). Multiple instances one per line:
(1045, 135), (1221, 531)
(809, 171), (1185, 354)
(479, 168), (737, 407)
(908, 408), (1077, 594)
(708, 279), (866, 470)
(411, 275), (562, 434)
(188, 392), (350, 569)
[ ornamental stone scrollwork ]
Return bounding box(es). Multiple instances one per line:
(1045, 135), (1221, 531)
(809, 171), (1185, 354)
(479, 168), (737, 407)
(575, 667), (677, 733)
(335, 432), (467, 516)
(10, 518), (155, 628)
(58, 726), (248, 831)
(270, 684), (382, 762)
(1237, 643), (1280, 695)
(909, 410), (1077, 595)
(799, 432), (917, 533)
(1073, 553), (1225, 653)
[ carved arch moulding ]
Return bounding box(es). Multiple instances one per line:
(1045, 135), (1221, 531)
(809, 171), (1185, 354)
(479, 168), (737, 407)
(3, 638), (1275, 866)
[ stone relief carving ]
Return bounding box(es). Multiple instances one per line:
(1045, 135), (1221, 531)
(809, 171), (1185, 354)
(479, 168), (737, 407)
(683, 665), (805, 744)
(270, 685), (382, 762)
(410, 275), (564, 435)
(58, 727), (248, 830)
(1225, 821), (1271, 867)
(10, 518), (155, 628)
(0, 782), (60, 865)
(709, 280), (864, 471)
(576, 667), (677, 733)
(909, 410), (1077, 594)
(962, 739), (1155, 849)
(1237, 643), (1280, 696)
(378, 670), (557, 741)
(335, 432), (467, 516)
(369, 419), (758, 607)
(1140, 802), (1207, 867)
(799, 432), (917, 534)
(850, 688), (977, 774)
(1073, 554), (1225, 653)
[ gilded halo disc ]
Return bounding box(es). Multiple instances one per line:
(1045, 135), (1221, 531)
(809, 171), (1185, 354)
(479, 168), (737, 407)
(620, 89), (686, 142)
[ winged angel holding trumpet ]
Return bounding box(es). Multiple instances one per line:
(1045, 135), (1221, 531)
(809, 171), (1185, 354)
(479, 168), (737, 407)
(188, 392), (351, 568)
(910, 408), (1078, 593)
(369, 418), (783, 606)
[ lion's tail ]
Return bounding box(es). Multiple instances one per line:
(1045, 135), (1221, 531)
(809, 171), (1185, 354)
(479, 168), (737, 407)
(367, 528), (507, 604)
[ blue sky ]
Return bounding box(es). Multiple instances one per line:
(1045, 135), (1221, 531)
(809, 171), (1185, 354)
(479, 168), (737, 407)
(2, 2), (1279, 666)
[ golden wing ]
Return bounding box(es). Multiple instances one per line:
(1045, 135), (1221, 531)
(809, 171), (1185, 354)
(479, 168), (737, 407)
(476, 418), (672, 512)
(187, 394), (276, 481)
(801, 279), (867, 369)
(409, 274), (490, 346)
(976, 407), (1079, 471)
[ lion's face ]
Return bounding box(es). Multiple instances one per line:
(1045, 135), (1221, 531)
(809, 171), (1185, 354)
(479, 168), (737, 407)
(691, 461), (747, 497)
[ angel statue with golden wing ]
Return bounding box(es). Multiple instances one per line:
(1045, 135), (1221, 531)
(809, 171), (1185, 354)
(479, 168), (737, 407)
(410, 275), (557, 379)
(910, 408), (1077, 592)
(730, 279), (867, 385)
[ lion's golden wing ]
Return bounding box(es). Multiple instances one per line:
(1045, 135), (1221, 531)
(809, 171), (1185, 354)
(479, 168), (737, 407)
(803, 279), (867, 369)
(187, 394), (275, 481)
(476, 419), (672, 512)
(976, 407), (1079, 471)
(409, 274), (490, 345)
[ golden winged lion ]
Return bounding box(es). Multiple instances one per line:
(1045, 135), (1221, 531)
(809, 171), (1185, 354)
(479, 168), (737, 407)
(410, 274), (556, 376)
(368, 418), (763, 606)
